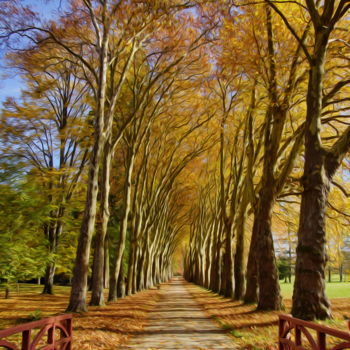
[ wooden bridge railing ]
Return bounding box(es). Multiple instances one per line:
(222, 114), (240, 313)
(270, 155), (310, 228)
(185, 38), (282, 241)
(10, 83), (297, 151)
(0, 314), (72, 350)
(279, 314), (350, 350)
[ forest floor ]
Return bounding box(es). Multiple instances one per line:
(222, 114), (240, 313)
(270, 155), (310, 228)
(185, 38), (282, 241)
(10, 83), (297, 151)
(188, 283), (350, 349)
(0, 280), (349, 349)
(0, 284), (161, 349)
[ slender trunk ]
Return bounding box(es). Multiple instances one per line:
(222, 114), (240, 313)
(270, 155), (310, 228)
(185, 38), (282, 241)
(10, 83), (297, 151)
(339, 264), (343, 282)
(137, 245), (146, 291)
(42, 262), (56, 295)
(117, 253), (125, 298)
(288, 231), (292, 283)
(42, 219), (62, 295)
(244, 219), (258, 304)
(222, 232), (234, 298)
(132, 245), (139, 293)
(217, 247), (223, 293)
(108, 148), (135, 301)
(209, 228), (220, 292)
(199, 249), (205, 286)
(234, 150), (252, 300)
(234, 214), (246, 300)
(144, 249), (153, 289)
(220, 251), (226, 295)
(5, 286), (9, 299)
(195, 251), (201, 285)
(104, 234), (110, 289)
(126, 234), (137, 295)
(130, 213), (142, 294)
(67, 38), (109, 312)
(126, 211), (137, 295)
(91, 140), (112, 306)
(204, 233), (212, 289)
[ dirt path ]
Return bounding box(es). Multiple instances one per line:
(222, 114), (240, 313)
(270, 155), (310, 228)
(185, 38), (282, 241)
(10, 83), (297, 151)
(120, 277), (236, 350)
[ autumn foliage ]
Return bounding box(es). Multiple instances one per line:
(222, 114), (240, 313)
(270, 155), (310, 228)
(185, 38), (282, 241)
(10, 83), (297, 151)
(0, 0), (350, 336)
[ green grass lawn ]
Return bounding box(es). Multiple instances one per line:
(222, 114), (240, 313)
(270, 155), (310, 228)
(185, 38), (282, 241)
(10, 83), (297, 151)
(280, 280), (350, 298)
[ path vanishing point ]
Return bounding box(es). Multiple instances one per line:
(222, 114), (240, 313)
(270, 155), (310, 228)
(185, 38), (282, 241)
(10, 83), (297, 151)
(121, 277), (236, 350)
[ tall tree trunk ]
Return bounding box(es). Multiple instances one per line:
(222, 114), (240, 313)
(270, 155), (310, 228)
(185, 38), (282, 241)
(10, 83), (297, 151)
(66, 39), (109, 312)
(255, 184), (281, 310)
(117, 253), (126, 298)
(137, 244), (146, 291)
(209, 228), (220, 292)
(104, 233), (110, 289)
(292, 28), (331, 321)
(287, 230), (292, 283)
(43, 218), (63, 295)
(91, 140), (112, 306)
(244, 219), (258, 304)
(253, 7), (282, 311)
(132, 245), (140, 293)
(67, 138), (103, 312)
(144, 248), (153, 289)
(234, 214), (246, 300)
(43, 262), (56, 295)
(108, 148), (135, 301)
(126, 236), (137, 295)
(222, 231), (234, 298)
(204, 233), (212, 288)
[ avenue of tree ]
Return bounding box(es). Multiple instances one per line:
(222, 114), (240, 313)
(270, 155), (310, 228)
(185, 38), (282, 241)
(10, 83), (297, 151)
(0, 0), (350, 321)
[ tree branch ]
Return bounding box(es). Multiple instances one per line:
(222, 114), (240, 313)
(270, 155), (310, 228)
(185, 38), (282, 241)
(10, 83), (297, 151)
(325, 124), (350, 178)
(264, 0), (312, 63)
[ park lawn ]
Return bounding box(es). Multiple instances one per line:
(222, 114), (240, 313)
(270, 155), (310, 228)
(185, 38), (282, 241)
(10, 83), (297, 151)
(0, 283), (161, 350)
(280, 280), (350, 299)
(187, 282), (350, 350)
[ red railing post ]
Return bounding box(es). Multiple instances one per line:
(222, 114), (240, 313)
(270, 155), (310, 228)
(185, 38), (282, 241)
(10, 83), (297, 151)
(295, 325), (301, 346)
(279, 314), (350, 350)
(0, 314), (72, 350)
(21, 329), (31, 350)
(47, 324), (55, 346)
(66, 317), (72, 350)
(278, 317), (284, 350)
(317, 331), (326, 350)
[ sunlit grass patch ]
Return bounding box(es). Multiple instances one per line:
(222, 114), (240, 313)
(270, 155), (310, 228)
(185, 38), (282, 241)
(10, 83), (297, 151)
(279, 279), (350, 299)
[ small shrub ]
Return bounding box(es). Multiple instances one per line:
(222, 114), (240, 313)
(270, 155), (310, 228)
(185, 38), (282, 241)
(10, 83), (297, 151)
(221, 323), (233, 330)
(28, 309), (42, 321)
(17, 309), (43, 323)
(230, 329), (243, 338)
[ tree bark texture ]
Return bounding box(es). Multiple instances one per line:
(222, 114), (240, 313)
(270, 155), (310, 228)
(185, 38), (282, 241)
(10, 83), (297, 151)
(292, 29), (331, 319)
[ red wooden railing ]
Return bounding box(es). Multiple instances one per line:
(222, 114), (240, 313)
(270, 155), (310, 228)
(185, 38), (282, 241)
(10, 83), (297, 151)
(279, 314), (350, 350)
(0, 314), (72, 350)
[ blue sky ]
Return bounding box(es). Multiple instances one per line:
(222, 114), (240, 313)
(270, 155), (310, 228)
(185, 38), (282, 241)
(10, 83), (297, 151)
(0, 0), (66, 103)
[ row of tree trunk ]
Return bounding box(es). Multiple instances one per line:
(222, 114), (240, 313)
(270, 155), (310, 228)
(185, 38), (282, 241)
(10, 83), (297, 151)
(184, 2), (350, 321)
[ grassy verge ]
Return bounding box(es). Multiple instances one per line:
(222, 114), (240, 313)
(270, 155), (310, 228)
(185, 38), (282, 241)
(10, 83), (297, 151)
(280, 280), (350, 299)
(0, 284), (161, 349)
(186, 282), (350, 350)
